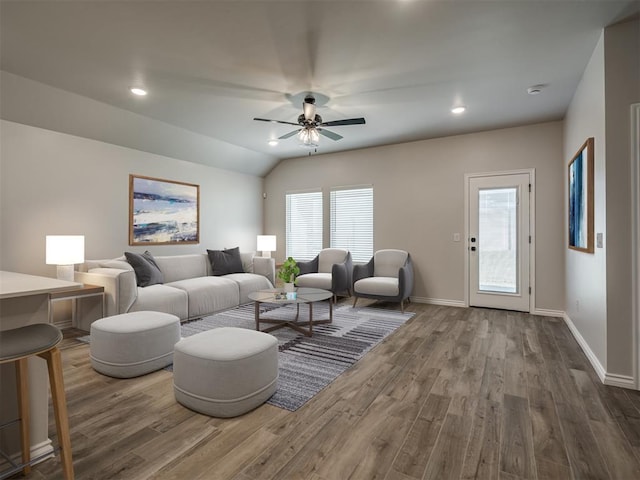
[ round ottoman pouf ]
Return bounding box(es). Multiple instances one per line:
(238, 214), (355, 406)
(90, 311), (181, 378)
(173, 327), (278, 418)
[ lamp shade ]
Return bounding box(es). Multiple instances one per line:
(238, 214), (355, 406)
(46, 235), (85, 265)
(257, 235), (276, 252)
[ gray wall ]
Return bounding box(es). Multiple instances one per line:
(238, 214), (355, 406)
(264, 121), (565, 311)
(0, 120), (264, 278)
(563, 33), (608, 371)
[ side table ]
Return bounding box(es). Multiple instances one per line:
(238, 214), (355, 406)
(48, 284), (105, 327)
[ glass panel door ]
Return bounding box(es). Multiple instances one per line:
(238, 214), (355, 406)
(479, 188), (518, 293)
(468, 172), (530, 312)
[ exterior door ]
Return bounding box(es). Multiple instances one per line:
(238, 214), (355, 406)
(468, 173), (531, 312)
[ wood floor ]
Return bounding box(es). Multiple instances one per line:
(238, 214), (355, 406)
(21, 302), (640, 479)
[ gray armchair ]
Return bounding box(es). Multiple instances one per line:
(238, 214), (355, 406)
(295, 248), (353, 301)
(352, 249), (414, 312)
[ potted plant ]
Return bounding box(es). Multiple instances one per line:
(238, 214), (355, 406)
(277, 257), (300, 292)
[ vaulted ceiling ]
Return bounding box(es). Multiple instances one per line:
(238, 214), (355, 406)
(1, 1), (637, 176)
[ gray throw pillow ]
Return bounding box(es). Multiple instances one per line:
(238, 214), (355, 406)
(124, 250), (164, 287)
(207, 247), (244, 276)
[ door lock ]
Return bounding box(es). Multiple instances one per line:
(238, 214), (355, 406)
(470, 246), (476, 252)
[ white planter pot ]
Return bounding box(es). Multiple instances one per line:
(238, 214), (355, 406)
(284, 282), (295, 292)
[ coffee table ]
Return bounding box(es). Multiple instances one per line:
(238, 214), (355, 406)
(248, 287), (333, 337)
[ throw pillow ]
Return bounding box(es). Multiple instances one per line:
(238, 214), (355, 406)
(207, 247), (244, 276)
(124, 250), (164, 287)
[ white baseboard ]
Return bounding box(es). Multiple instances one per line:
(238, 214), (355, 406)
(532, 308), (564, 318)
(562, 313), (607, 383)
(410, 296), (466, 308)
(4, 439), (54, 468)
(604, 373), (636, 389)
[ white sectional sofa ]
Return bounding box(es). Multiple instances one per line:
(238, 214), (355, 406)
(75, 253), (274, 326)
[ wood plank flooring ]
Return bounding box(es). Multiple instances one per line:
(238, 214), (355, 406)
(21, 302), (640, 479)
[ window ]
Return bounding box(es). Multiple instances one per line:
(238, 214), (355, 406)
(285, 191), (323, 261)
(330, 187), (373, 263)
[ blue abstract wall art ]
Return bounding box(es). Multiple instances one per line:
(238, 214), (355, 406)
(129, 175), (200, 245)
(568, 138), (594, 253)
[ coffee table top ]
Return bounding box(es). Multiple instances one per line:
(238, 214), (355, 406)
(248, 287), (332, 304)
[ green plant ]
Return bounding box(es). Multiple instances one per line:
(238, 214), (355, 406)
(277, 257), (300, 283)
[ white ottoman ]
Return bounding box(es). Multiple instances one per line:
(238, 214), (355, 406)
(173, 327), (278, 418)
(90, 311), (181, 378)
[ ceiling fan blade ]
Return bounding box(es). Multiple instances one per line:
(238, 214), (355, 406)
(253, 117), (300, 126)
(278, 129), (300, 140)
(318, 129), (343, 141)
(320, 117), (366, 127)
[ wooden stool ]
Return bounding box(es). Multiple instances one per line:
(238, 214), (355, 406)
(0, 324), (73, 479)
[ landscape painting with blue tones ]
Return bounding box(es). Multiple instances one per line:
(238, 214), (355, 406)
(130, 175), (199, 245)
(568, 138), (593, 253)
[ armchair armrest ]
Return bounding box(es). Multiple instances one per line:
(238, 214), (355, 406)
(398, 254), (414, 301)
(331, 251), (353, 295)
(352, 257), (375, 285)
(297, 255), (319, 275)
(253, 256), (276, 286)
(75, 268), (137, 316)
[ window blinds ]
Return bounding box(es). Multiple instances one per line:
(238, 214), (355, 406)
(285, 191), (323, 261)
(330, 187), (373, 263)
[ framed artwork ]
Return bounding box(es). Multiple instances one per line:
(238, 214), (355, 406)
(568, 138), (594, 253)
(129, 175), (200, 245)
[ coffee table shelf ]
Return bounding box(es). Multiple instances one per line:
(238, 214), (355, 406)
(248, 287), (333, 337)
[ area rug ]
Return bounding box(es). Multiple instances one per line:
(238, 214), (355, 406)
(179, 302), (414, 411)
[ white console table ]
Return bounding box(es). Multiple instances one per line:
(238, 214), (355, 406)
(0, 271), (81, 463)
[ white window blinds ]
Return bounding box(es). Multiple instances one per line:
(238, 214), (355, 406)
(285, 191), (323, 261)
(330, 187), (373, 263)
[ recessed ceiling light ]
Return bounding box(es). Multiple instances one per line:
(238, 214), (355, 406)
(130, 87), (148, 96)
(268, 140), (279, 146)
(451, 106), (466, 114)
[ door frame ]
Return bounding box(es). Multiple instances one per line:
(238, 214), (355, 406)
(631, 103), (640, 389)
(464, 168), (536, 312)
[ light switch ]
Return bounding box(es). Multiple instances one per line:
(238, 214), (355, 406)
(596, 232), (603, 248)
(453, 233), (461, 242)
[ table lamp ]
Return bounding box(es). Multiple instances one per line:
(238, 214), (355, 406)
(256, 235), (276, 258)
(46, 235), (85, 282)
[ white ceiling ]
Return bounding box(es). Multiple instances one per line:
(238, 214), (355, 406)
(1, 0), (637, 176)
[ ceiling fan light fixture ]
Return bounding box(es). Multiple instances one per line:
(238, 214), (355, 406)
(298, 127), (320, 148)
(451, 105), (466, 114)
(268, 139), (279, 146)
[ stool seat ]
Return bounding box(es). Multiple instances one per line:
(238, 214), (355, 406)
(0, 324), (63, 361)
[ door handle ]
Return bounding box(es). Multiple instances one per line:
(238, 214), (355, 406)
(470, 246), (476, 252)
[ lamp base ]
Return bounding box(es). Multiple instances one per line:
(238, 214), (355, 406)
(262, 251), (272, 258)
(56, 265), (75, 282)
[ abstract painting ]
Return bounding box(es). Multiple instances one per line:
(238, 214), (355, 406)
(129, 175), (199, 245)
(568, 138), (594, 253)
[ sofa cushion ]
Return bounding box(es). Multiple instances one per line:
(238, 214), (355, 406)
(129, 284), (188, 319)
(373, 250), (408, 278)
(354, 277), (399, 297)
(125, 251), (164, 287)
(208, 247), (244, 276)
(154, 254), (209, 283)
(318, 248), (348, 274)
(295, 273), (332, 291)
(223, 273), (273, 304)
(167, 277), (239, 319)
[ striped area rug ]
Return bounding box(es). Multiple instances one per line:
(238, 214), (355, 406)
(180, 302), (414, 412)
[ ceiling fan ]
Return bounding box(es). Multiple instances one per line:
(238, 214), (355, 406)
(254, 94), (365, 147)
